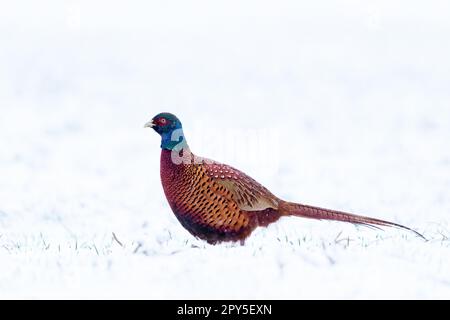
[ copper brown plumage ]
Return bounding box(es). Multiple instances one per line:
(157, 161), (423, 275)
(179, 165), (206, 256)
(145, 112), (425, 244)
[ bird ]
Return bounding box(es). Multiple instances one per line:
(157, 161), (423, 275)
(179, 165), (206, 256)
(144, 112), (425, 244)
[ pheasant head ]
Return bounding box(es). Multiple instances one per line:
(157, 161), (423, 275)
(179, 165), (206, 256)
(145, 112), (188, 151)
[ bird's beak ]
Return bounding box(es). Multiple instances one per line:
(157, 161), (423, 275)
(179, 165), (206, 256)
(144, 120), (155, 128)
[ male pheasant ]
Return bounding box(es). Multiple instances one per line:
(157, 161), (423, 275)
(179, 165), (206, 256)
(145, 112), (424, 244)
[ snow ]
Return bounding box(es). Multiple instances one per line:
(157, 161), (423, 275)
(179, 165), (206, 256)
(1, 0), (450, 299)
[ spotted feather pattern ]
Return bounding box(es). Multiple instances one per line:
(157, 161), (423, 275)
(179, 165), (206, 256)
(160, 149), (268, 243)
(203, 162), (279, 211)
(158, 148), (423, 244)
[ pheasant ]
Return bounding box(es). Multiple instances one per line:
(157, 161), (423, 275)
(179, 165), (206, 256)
(145, 112), (424, 244)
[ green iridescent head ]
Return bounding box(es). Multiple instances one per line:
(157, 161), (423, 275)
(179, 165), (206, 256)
(144, 112), (187, 150)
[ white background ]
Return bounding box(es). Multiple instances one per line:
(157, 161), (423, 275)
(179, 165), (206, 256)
(1, 0), (449, 299)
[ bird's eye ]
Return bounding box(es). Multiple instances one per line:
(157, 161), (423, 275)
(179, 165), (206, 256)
(160, 118), (167, 124)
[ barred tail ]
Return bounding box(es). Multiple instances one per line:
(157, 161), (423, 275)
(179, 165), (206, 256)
(279, 201), (426, 240)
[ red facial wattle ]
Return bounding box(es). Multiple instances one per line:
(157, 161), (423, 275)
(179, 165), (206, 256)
(155, 117), (170, 127)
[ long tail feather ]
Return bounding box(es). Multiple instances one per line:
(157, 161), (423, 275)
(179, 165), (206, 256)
(279, 201), (426, 240)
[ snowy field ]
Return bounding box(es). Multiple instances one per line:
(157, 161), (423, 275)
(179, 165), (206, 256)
(1, 1), (450, 299)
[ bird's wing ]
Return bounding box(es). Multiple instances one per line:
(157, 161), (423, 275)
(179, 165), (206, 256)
(202, 159), (279, 211)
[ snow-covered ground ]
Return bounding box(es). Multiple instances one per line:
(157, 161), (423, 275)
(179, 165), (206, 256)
(1, 1), (450, 299)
